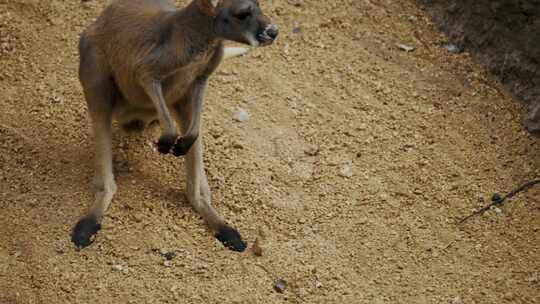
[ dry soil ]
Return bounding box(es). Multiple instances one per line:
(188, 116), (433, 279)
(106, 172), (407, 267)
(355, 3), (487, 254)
(0, 0), (539, 303)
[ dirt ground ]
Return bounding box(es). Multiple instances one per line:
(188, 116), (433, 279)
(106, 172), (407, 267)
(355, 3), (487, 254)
(0, 0), (539, 303)
(419, 0), (540, 133)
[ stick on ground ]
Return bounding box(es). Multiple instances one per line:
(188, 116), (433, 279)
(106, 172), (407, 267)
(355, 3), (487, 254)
(458, 178), (540, 224)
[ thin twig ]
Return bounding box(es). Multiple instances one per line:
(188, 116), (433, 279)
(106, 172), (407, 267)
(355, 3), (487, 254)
(443, 239), (456, 251)
(458, 178), (540, 224)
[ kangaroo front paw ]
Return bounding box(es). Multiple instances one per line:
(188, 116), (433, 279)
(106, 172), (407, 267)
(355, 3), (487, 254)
(172, 136), (195, 156)
(156, 134), (177, 154)
(215, 226), (247, 252)
(71, 216), (101, 249)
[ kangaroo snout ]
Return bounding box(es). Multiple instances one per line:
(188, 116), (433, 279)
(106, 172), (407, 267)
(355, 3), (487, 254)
(257, 24), (278, 46)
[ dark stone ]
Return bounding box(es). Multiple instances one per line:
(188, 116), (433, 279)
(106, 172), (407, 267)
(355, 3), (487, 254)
(163, 251), (176, 261)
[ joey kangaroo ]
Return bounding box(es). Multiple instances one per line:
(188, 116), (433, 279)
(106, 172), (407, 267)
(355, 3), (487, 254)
(72, 0), (278, 252)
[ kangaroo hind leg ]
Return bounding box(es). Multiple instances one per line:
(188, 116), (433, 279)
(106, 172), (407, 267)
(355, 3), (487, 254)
(72, 37), (118, 249)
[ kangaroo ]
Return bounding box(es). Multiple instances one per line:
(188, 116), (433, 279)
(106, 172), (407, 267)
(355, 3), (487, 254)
(72, 0), (278, 252)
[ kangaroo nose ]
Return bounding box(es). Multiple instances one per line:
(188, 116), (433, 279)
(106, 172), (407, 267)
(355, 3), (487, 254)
(266, 25), (279, 39)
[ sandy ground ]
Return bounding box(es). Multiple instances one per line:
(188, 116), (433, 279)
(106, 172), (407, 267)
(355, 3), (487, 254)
(0, 0), (539, 303)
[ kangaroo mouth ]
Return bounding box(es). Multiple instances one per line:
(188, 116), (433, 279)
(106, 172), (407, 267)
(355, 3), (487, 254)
(244, 25), (278, 47)
(256, 32), (274, 46)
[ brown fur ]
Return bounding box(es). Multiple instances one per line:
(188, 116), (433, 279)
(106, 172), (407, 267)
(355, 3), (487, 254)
(80, 0), (222, 125)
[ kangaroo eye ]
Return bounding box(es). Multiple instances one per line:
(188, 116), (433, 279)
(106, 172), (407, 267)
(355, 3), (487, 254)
(234, 11), (251, 20)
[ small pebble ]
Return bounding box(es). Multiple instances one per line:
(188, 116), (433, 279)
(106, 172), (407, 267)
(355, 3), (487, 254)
(164, 251), (176, 261)
(157, 249), (177, 261)
(163, 260), (173, 267)
(339, 164), (353, 178)
(395, 43), (415, 52)
(232, 141), (244, 149)
(112, 264), (129, 274)
(292, 23), (302, 33)
(303, 145), (319, 156)
(441, 43), (462, 54)
(491, 193), (503, 203)
(252, 238), (263, 257)
(132, 213), (143, 223)
(273, 279), (287, 293)
(233, 107), (249, 122)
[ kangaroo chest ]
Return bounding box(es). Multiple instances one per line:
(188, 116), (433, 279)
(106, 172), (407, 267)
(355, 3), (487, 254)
(114, 54), (213, 109)
(162, 60), (209, 103)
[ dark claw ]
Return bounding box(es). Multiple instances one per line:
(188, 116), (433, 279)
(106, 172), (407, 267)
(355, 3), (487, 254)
(215, 226), (247, 252)
(71, 216), (101, 249)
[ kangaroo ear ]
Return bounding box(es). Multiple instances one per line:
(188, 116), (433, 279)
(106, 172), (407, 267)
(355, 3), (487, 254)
(198, 0), (220, 16)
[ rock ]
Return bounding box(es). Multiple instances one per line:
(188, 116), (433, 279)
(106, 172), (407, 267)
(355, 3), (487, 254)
(233, 107), (249, 122)
(273, 279), (287, 293)
(491, 206), (502, 214)
(157, 249), (177, 261)
(441, 43), (462, 54)
(112, 264), (129, 274)
(161, 250), (177, 261)
(164, 251), (176, 261)
(232, 141), (244, 149)
(163, 260), (173, 267)
(395, 43), (415, 52)
(252, 238), (263, 256)
(339, 163), (353, 178)
(132, 213), (143, 223)
(303, 145), (319, 156)
(234, 84), (245, 92)
(292, 23), (302, 33)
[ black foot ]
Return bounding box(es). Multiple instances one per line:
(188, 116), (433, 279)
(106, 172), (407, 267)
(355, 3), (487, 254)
(215, 226), (247, 252)
(71, 216), (101, 249)
(172, 136), (195, 156)
(156, 134), (177, 154)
